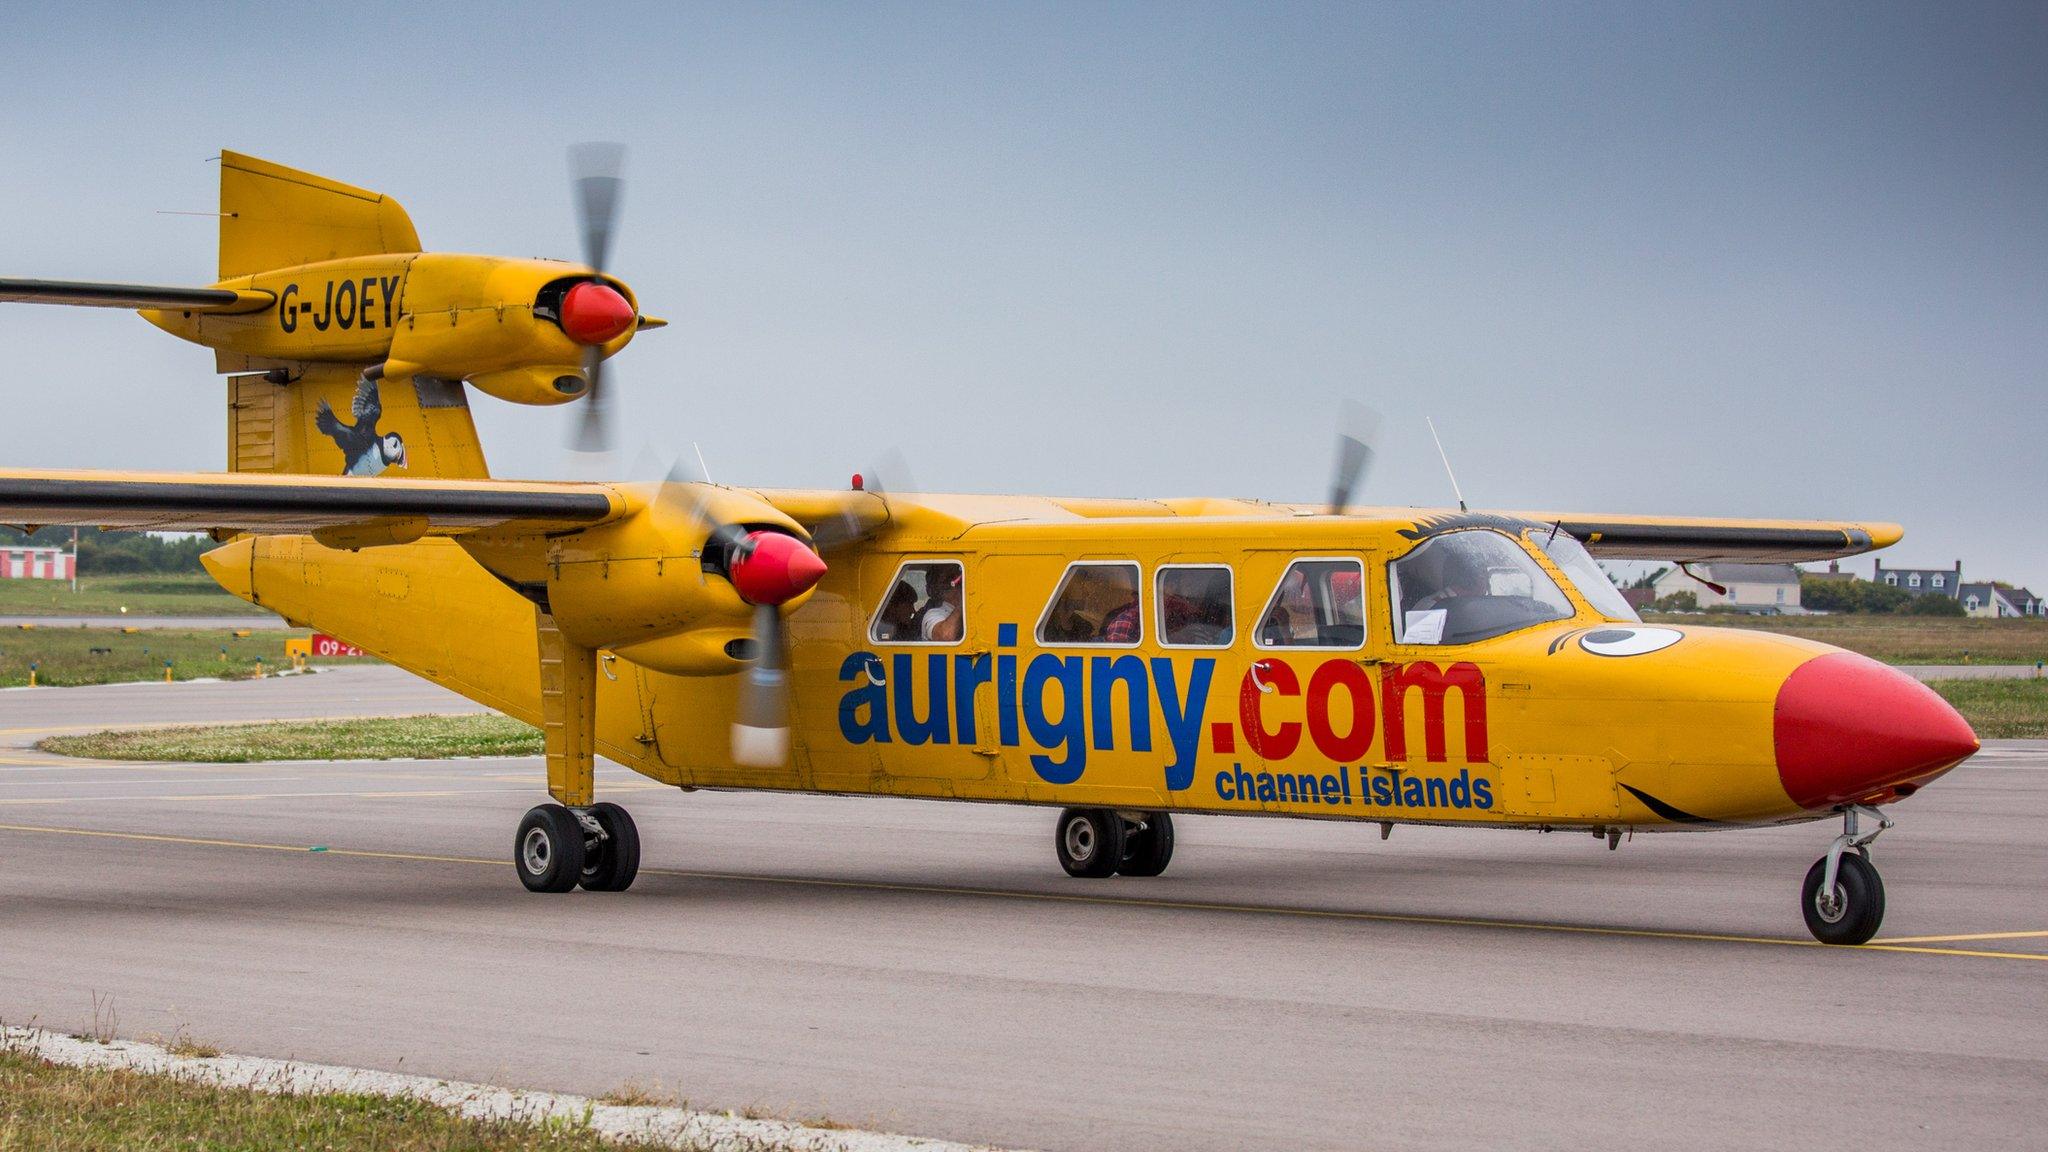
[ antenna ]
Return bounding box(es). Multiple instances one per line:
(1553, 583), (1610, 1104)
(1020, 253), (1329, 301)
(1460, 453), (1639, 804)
(1425, 416), (1467, 512)
(692, 442), (714, 485)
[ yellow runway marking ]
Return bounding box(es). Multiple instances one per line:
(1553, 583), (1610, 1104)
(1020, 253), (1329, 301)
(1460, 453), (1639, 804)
(1, 821), (2043, 963)
(0, 788), (531, 806)
(1872, 929), (2048, 944)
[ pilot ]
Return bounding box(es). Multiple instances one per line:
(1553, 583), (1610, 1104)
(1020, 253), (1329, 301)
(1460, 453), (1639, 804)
(1414, 548), (1490, 612)
(877, 582), (919, 641)
(920, 571), (964, 642)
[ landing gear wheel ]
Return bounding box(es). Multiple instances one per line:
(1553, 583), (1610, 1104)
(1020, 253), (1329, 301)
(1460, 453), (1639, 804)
(516, 804), (586, 893)
(578, 802), (641, 892)
(1055, 808), (1124, 878)
(1117, 812), (1175, 877)
(1802, 851), (1886, 945)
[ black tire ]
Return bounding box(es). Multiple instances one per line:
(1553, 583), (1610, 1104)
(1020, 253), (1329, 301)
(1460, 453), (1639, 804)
(579, 802), (641, 892)
(515, 804), (586, 894)
(1117, 812), (1175, 877)
(1801, 851), (1886, 945)
(1055, 808), (1124, 878)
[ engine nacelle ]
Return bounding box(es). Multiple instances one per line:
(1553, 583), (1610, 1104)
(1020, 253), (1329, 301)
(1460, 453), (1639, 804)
(466, 364), (589, 406)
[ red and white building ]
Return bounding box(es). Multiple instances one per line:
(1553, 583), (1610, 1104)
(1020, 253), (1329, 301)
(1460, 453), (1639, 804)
(1, 546), (76, 581)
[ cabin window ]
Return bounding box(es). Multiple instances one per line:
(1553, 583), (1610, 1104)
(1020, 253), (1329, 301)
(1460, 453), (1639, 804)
(1038, 562), (1142, 646)
(1533, 529), (1640, 623)
(1156, 565), (1234, 648)
(1388, 530), (1573, 645)
(1254, 558), (1365, 650)
(869, 560), (965, 645)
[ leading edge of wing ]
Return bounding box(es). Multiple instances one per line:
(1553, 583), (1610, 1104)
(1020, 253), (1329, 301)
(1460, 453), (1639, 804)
(0, 469), (622, 535)
(0, 278), (274, 314)
(1520, 512), (1904, 563)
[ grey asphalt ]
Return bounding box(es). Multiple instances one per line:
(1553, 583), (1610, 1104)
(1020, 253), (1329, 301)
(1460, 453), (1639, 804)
(0, 614), (288, 630)
(0, 667), (2041, 1151)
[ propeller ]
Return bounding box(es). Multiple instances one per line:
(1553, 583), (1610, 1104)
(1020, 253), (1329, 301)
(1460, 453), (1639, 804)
(568, 142), (629, 454)
(1326, 400), (1382, 515)
(642, 454), (827, 766)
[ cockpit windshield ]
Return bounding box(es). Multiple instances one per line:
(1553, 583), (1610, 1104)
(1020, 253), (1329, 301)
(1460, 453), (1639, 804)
(1388, 530), (1574, 645)
(1535, 529), (1641, 623)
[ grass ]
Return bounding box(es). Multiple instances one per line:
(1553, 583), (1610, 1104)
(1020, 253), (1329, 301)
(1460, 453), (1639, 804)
(0, 1047), (672, 1152)
(38, 714), (542, 762)
(0, 573), (259, 617)
(1644, 612), (2048, 665)
(0, 626), (360, 688)
(1927, 678), (2048, 739)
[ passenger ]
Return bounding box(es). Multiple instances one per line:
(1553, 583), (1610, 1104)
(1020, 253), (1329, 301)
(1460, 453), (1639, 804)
(876, 582), (919, 641)
(920, 571), (964, 642)
(1099, 569), (1141, 644)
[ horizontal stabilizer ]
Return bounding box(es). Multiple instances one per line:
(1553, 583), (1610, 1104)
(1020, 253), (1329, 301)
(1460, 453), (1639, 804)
(0, 278), (274, 314)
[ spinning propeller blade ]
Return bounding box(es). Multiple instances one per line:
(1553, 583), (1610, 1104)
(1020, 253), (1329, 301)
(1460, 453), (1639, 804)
(1326, 400), (1382, 515)
(567, 142), (627, 454)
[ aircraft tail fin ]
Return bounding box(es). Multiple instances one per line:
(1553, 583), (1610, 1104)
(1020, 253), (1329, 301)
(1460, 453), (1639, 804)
(230, 365), (489, 480)
(218, 151), (421, 279)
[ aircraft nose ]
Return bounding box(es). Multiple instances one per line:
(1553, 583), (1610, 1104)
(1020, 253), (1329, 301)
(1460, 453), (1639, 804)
(1774, 651), (1979, 810)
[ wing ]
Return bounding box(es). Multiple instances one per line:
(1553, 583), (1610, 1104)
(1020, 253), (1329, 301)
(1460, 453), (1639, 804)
(0, 468), (624, 540)
(350, 375), (381, 425)
(0, 278), (274, 314)
(313, 398), (346, 440)
(1509, 511), (1903, 562)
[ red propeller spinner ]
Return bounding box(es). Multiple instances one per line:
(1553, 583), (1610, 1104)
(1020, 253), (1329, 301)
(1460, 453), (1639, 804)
(558, 280), (637, 345)
(727, 531), (828, 607)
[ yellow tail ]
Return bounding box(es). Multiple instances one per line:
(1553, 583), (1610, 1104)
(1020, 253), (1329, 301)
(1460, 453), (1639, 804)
(218, 150), (420, 279)
(215, 152), (488, 480)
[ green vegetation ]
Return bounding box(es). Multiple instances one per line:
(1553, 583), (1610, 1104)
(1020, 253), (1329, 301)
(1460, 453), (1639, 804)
(1798, 575), (1966, 616)
(1927, 679), (2048, 739)
(0, 1048), (670, 1152)
(40, 714), (541, 762)
(0, 572), (258, 617)
(1643, 612), (2048, 666)
(6, 526), (215, 574)
(0, 627), (342, 688)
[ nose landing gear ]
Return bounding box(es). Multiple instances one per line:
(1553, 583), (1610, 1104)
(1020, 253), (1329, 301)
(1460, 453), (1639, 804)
(1800, 804), (1891, 945)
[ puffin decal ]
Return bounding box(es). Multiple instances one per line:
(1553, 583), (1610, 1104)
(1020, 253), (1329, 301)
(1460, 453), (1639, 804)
(316, 376), (407, 476)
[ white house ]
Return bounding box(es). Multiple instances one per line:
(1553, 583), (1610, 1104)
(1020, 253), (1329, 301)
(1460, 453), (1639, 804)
(1960, 583), (2045, 619)
(1649, 563), (1801, 613)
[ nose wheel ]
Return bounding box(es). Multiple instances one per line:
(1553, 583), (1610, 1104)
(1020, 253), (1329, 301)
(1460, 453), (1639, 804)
(515, 802), (640, 894)
(1800, 804), (1890, 945)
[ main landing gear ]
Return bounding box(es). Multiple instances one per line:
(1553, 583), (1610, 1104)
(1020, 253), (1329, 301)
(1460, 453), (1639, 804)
(1801, 804), (1891, 945)
(1055, 808), (1175, 879)
(516, 802), (641, 894)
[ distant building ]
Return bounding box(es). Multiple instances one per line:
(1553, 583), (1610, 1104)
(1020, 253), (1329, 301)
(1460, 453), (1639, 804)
(1960, 583), (2045, 619)
(1873, 559), (1962, 598)
(1807, 560), (1858, 583)
(1621, 586), (1657, 614)
(0, 546), (74, 581)
(1650, 563), (1801, 613)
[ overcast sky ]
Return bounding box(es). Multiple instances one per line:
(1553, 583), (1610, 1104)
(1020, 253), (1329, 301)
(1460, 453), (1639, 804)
(2, 2), (2041, 587)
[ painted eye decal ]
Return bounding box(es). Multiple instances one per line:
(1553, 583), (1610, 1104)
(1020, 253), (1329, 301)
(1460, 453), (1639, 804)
(1579, 627), (1682, 657)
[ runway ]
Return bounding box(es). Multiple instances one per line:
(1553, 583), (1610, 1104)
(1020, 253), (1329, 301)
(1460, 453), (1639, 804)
(0, 668), (2041, 1151)
(0, 614), (288, 630)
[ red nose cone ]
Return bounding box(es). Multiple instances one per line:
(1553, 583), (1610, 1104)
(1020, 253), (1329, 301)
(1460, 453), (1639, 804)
(729, 531), (828, 606)
(559, 281), (637, 345)
(1775, 651), (1978, 810)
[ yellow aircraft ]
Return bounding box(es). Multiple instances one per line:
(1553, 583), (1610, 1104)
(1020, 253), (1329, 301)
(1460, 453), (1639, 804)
(0, 151), (1977, 947)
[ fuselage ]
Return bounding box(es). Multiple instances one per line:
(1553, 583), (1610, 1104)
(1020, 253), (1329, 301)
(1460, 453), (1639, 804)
(204, 493), (1978, 832)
